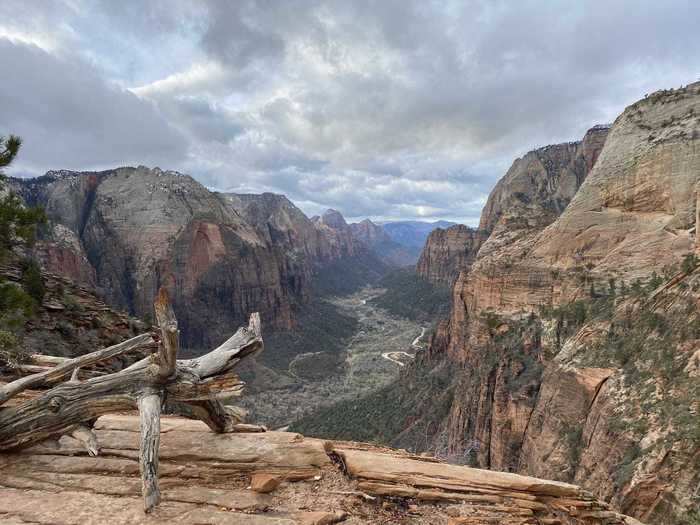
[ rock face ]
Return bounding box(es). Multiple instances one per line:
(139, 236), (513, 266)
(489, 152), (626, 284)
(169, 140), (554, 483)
(0, 414), (642, 524)
(312, 209), (360, 259)
(349, 218), (390, 246)
(416, 225), (488, 286)
(349, 219), (417, 266)
(12, 170), (359, 349)
(410, 83), (700, 523)
(225, 194), (353, 266)
(341, 83), (699, 523)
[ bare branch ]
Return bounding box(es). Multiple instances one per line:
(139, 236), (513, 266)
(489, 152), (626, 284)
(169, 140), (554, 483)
(0, 333), (156, 406)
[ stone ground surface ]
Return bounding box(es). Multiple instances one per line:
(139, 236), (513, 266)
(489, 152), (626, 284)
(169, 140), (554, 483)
(0, 414), (644, 524)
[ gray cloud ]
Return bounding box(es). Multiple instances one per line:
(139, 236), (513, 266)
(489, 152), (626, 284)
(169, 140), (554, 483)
(0, 38), (188, 174)
(1, 0), (699, 222)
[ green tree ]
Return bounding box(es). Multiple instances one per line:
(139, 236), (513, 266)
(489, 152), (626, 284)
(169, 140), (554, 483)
(0, 136), (46, 260)
(0, 135), (47, 368)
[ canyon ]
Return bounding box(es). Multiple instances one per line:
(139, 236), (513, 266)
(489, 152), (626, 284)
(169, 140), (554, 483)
(301, 82), (700, 524)
(12, 171), (394, 351)
(3, 82), (699, 524)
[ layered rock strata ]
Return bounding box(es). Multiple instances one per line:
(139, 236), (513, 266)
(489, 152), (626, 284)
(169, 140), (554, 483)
(0, 414), (643, 524)
(425, 83), (700, 523)
(416, 225), (488, 286)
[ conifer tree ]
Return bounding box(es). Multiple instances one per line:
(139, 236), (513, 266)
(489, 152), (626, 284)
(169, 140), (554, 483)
(0, 135), (46, 368)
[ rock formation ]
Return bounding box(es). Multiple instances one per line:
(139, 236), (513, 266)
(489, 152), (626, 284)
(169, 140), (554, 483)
(350, 218), (417, 266)
(312, 209), (360, 259)
(12, 171), (361, 349)
(416, 225), (488, 286)
(0, 263), (146, 361)
(224, 194), (355, 266)
(0, 413), (643, 524)
(310, 82), (700, 523)
(425, 84), (700, 523)
(349, 219), (390, 246)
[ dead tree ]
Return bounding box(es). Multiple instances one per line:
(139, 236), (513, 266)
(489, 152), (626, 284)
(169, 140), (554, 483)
(0, 288), (264, 512)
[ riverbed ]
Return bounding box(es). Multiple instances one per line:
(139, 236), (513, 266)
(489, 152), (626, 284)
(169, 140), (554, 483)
(240, 286), (424, 427)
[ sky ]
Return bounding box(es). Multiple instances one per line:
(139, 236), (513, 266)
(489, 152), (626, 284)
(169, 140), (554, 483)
(1, 1), (699, 224)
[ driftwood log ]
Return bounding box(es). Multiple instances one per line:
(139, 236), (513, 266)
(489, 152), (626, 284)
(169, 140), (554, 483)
(0, 288), (264, 512)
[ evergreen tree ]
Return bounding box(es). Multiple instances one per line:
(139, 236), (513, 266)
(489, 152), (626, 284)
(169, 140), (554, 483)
(0, 135), (46, 368)
(0, 135), (46, 259)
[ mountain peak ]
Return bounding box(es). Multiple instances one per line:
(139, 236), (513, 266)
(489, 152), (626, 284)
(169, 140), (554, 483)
(320, 208), (348, 229)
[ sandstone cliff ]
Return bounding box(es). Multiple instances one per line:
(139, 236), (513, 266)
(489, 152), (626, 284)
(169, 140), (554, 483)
(350, 218), (417, 266)
(13, 170), (359, 350)
(224, 193), (352, 267)
(306, 83), (700, 523)
(415, 124), (608, 290)
(416, 225), (488, 286)
(429, 83), (700, 523)
(313, 209), (360, 259)
(349, 218), (390, 246)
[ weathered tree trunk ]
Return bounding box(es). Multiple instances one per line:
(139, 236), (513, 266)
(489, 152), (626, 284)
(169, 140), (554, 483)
(0, 288), (264, 513)
(138, 392), (162, 511)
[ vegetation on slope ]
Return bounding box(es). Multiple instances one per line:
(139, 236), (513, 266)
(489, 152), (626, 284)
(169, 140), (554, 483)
(260, 297), (358, 376)
(289, 353), (457, 450)
(369, 268), (451, 322)
(311, 252), (389, 296)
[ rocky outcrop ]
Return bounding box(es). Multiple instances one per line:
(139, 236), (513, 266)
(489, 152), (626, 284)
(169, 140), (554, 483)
(416, 225), (488, 286)
(0, 264), (146, 360)
(421, 83), (700, 523)
(335, 83), (699, 523)
(12, 172), (363, 350)
(223, 193), (351, 266)
(312, 209), (360, 259)
(33, 223), (96, 288)
(0, 413), (643, 524)
(529, 87), (700, 280)
(13, 167), (296, 348)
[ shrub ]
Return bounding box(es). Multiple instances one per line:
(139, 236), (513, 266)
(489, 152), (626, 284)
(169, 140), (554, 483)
(682, 253), (699, 274)
(20, 258), (45, 304)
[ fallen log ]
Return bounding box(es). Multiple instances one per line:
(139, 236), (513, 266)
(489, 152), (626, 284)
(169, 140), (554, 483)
(0, 288), (264, 512)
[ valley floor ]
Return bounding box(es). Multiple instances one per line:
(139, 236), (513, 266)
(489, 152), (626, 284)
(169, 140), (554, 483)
(241, 286), (424, 428)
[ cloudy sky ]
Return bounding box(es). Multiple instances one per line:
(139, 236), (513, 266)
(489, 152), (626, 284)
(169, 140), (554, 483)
(1, 1), (699, 223)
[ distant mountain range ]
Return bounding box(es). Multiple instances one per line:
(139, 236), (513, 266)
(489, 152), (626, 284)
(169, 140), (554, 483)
(380, 220), (457, 249)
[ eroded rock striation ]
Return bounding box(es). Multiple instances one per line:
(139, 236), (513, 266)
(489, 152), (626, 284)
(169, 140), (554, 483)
(426, 84), (700, 523)
(0, 414), (643, 524)
(416, 225), (488, 286)
(316, 83), (699, 524)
